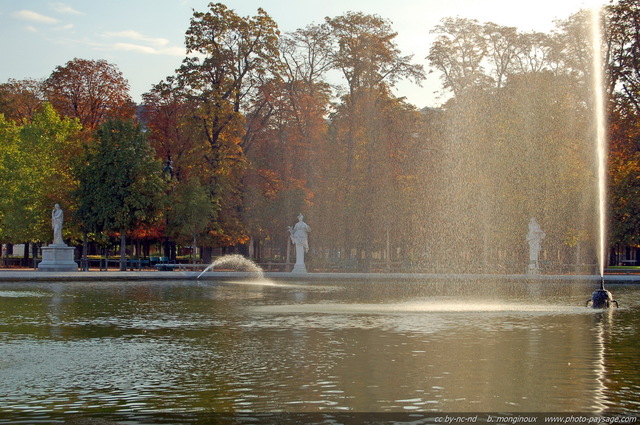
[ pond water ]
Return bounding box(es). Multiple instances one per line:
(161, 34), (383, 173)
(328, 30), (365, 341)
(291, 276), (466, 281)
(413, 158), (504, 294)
(0, 278), (638, 423)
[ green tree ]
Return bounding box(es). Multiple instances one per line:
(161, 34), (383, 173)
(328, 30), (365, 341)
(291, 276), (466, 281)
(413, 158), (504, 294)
(0, 114), (20, 242)
(167, 177), (212, 262)
(74, 119), (165, 270)
(0, 104), (81, 249)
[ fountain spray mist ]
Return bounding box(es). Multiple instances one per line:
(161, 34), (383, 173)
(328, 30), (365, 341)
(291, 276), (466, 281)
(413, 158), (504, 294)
(591, 6), (607, 278)
(196, 254), (264, 280)
(588, 13), (620, 309)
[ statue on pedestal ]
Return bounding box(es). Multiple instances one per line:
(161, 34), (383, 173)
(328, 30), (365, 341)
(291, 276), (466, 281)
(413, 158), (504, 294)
(288, 213), (311, 273)
(52, 204), (65, 245)
(526, 217), (545, 274)
(39, 203), (78, 272)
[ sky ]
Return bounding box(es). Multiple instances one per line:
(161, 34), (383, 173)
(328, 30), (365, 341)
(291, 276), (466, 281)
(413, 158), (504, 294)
(0, 0), (608, 108)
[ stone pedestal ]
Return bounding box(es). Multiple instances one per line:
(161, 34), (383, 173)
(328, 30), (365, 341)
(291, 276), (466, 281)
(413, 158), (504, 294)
(39, 244), (78, 272)
(292, 263), (307, 273)
(291, 243), (307, 274)
(527, 262), (540, 275)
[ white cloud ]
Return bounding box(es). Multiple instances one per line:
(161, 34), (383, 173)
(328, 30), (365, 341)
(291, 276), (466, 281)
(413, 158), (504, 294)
(160, 46), (185, 57)
(102, 30), (169, 48)
(99, 30), (183, 56)
(113, 42), (157, 54)
(108, 42), (184, 57)
(55, 23), (74, 31)
(49, 2), (84, 16)
(12, 9), (58, 24)
(25, 25), (38, 33)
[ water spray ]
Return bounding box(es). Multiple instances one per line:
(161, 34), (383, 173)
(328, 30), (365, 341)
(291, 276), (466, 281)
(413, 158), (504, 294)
(586, 6), (618, 309)
(196, 254), (265, 280)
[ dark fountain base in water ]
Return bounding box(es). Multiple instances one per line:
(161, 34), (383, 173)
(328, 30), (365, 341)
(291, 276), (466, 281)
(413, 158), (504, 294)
(587, 278), (619, 309)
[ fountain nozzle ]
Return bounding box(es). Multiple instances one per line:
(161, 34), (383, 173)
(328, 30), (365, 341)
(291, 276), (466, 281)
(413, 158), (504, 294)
(587, 276), (619, 309)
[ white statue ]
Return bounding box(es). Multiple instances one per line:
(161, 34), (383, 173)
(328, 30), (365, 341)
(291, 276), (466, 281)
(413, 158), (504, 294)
(52, 204), (65, 245)
(39, 203), (77, 271)
(288, 213), (311, 273)
(526, 217), (545, 272)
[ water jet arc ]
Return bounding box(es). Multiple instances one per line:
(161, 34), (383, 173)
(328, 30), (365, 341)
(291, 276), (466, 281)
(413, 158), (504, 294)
(196, 254), (265, 280)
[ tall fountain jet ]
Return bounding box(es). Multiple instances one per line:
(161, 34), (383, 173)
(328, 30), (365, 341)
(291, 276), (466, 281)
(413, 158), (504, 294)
(589, 5), (618, 309)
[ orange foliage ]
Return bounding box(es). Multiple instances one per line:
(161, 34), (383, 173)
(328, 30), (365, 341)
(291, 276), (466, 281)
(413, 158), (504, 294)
(45, 58), (135, 132)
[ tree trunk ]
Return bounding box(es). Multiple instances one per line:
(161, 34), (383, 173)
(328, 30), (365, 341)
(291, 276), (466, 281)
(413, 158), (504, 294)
(120, 232), (126, 271)
(82, 232), (88, 271)
(202, 246), (213, 264)
(23, 241), (30, 267)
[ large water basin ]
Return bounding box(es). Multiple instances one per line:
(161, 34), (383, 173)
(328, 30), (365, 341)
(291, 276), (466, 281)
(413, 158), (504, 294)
(0, 278), (638, 422)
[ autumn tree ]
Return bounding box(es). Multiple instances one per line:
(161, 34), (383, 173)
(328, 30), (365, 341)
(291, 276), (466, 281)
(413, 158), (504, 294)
(313, 12), (424, 263)
(280, 23), (334, 88)
(141, 77), (206, 182)
(420, 67), (596, 273)
(608, 0), (640, 113)
(238, 24), (334, 259)
(428, 17), (491, 96)
(179, 3), (281, 154)
(322, 92), (425, 265)
(141, 77), (219, 257)
(169, 3), (281, 248)
(416, 8), (618, 272)
(326, 12), (425, 97)
(427, 18), (577, 97)
(44, 58), (135, 132)
(608, 103), (640, 248)
(605, 0), (640, 253)
(0, 78), (45, 122)
(483, 23), (519, 89)
(74, 119), (165, 270)
(511, 32), (555, 74)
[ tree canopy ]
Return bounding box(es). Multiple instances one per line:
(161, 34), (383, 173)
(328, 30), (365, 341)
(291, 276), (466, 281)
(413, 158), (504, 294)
(0, 104), (81, 244)
(2, 1), (640, 271)
(74, 118), (165, 268)
(45, 58), (136, 132)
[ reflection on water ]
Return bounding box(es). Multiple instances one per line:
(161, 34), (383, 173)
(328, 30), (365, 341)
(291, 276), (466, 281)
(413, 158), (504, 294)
(0, 279), (638, 421)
